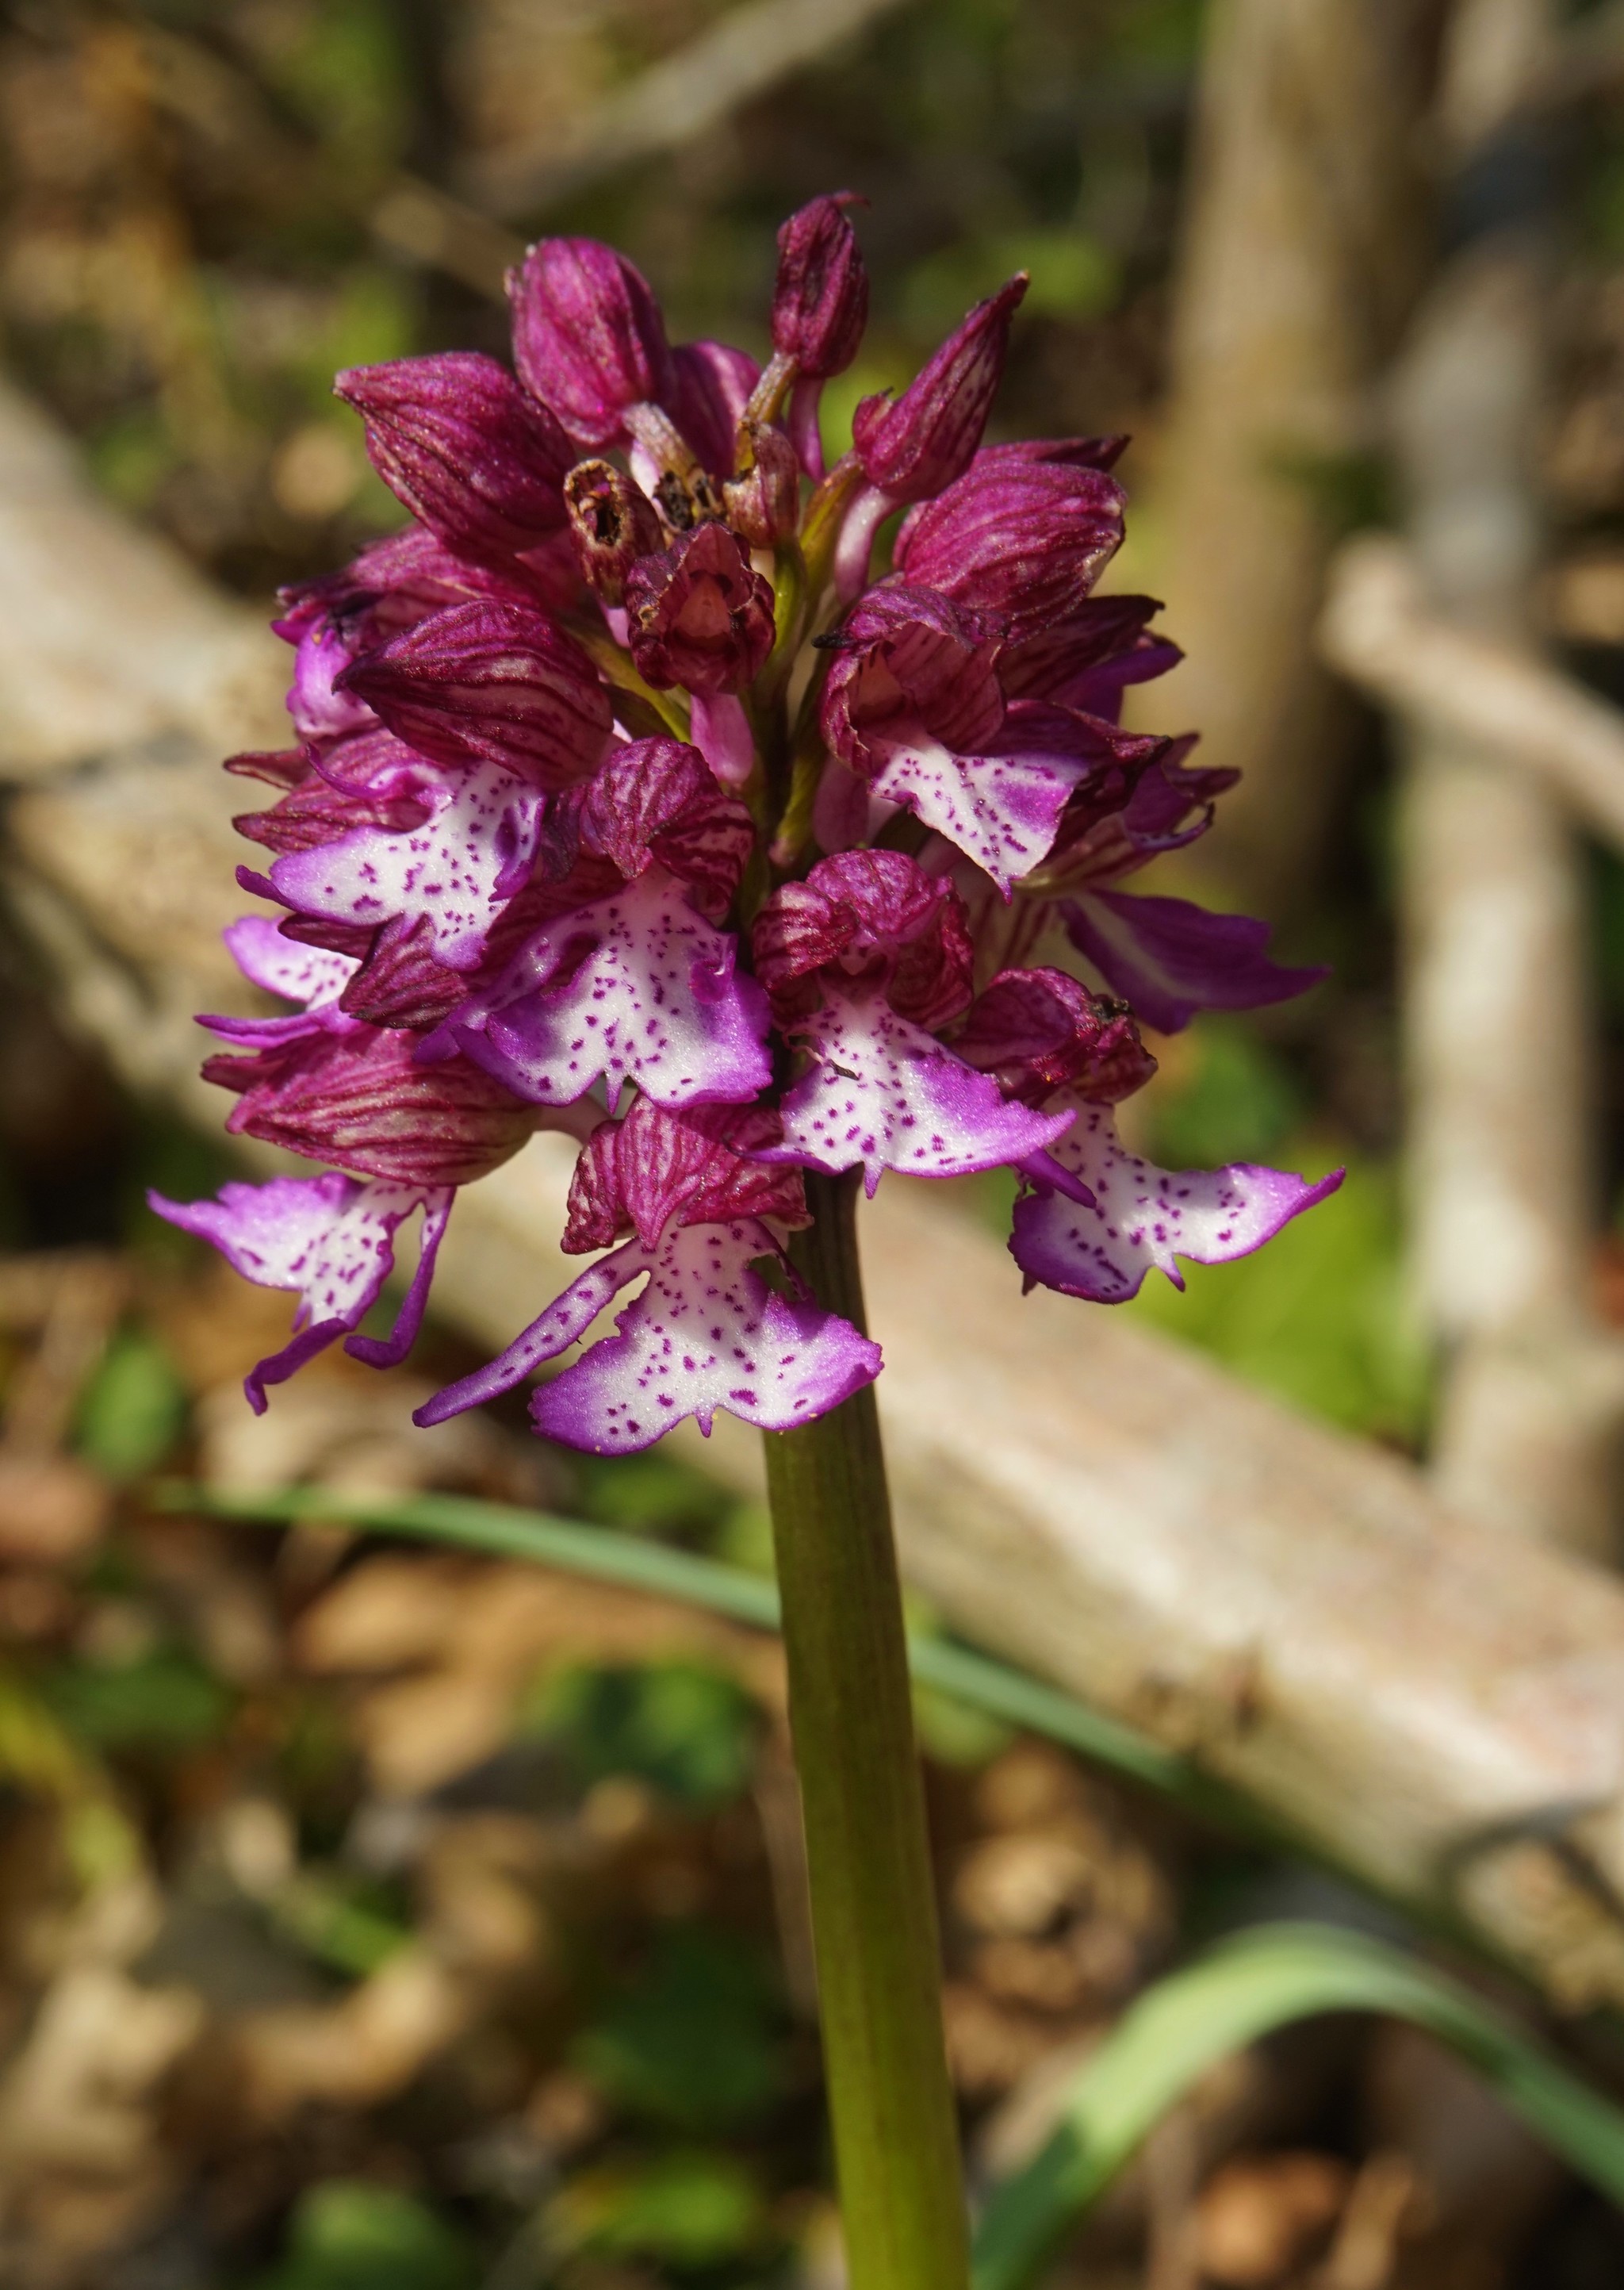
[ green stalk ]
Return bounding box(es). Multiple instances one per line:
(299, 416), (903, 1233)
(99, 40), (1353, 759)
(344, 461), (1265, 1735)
(763, 1170), (969, 2290)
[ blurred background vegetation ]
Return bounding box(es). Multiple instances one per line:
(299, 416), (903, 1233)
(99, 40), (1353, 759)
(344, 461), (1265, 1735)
(8, 2), (1624, 2284)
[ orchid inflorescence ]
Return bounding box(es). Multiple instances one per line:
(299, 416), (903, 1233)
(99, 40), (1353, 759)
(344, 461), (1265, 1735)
(155, 196), (1339, 1455)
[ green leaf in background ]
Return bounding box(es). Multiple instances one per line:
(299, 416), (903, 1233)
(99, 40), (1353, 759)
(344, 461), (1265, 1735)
(46, 1646), (232, 1754)
(527, 1656), (759, 1809)
(255, 2180), (472, 2290)
(74, 1327), (189, 1482)
(579, 1451), (733, 1540)
(902, 227), (1118, 336)
(573, 1923), (786, 2137)
(1124, 1148), (1430, 1444)
(972, 1921), (1624, 2290)
(1141, 1017), (1304, 1170)
(546, 2147), (768, 2270)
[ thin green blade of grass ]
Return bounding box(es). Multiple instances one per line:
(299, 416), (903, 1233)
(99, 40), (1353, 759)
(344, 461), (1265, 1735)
(971, 1920), (1624, 2290)
(155, 1481), (1188, 1794)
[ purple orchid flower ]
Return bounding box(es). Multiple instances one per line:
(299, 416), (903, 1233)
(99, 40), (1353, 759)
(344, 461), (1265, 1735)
(417, 1099), (879, 1453)
(770, 191), (870, 477)
(149, 1172), (454, 1412)
(427, 736), (771, 1111)
(508, 237), (674, 450)
(753, 851), (1075, 1195)
(819, 586), (1159, 892)
(625, 523), (776, 694)
(159, 193), (1337, 1449)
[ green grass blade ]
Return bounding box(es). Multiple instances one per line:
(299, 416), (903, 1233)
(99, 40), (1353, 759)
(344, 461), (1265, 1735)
(971, 1920), (1624, 2290)
(157, 1481), (1193, 1796)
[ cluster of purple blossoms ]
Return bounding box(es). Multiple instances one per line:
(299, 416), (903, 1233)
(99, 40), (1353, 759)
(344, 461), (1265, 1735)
(155, 198), (1339, 1454)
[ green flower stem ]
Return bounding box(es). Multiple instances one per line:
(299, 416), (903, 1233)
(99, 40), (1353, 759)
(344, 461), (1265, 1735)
(763, 1169), (969, 2290)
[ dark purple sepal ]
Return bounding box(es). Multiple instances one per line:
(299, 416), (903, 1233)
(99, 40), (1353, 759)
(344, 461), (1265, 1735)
(508, 237), (673, 449)
(335, 353), (573, 563)
(339, 600), (611, 790)
(203, 1022), (537, 1186)
(723, 420), (801, 547)
(1063, 889), (1329, 1034)
(850, 274), (1028, 503)
(890, 458), (1125, 643)
(565, 735), (755, 919)
(565, 1095), (806, 1253)
(753, 848), (975, 1031)
(667, 339), (760, 478)
(233, 757), (432, 859)
(624, 524), (776, 694)
(954, 965), (1158, 1105)
(998, 594), (1178, 715)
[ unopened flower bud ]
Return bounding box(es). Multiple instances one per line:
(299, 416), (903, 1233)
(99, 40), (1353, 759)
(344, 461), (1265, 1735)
(564, 459), (665, 605)
(723, 420), (801, 547)
(334, 354), (573, 563)
(772, 193), (869, 379)
(852, 274), (1028, 503)
(625, 524), (775, 693)
(508, 237), (672, 449)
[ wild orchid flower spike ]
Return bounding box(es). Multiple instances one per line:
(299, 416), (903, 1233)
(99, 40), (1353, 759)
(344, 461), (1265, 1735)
(166, 186), (1335, 1437)
(155, 196), (1340, 2290)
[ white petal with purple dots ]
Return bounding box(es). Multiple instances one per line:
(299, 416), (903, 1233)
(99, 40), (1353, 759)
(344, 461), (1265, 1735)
(768, 990), (1074, 1195)
(270, 758), (543, 971)
(416, 1218), (880, 1454)
(435, 869), (772, 1110)
(147, 1171), (451, 1410)
(1009, 1099), (1342, 1303)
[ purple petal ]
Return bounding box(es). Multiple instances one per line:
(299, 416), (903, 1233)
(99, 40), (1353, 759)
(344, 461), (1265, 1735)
(666, 339), (760, 478)
(768, 991), (1073, 1195)
(345, 1188), (455, 1368)
(147, 1173), (450, 1410)
(270, 759), (545, 972)
(891, 458), (1124, 643)
(416, 1243), (642, 1423)
(488, 1220), (880, 1453)
(1064, 889), (1329, 1034)
(1010, 1103), (1342, 1303)
(339, 600), (611, 791)
(438, 870), (772, 1110)
(771, 194), (868, 380)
